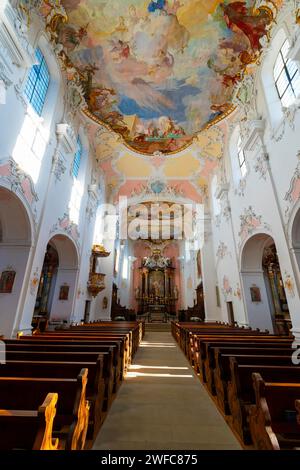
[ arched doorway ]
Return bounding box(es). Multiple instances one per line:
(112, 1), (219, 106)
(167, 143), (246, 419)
(0, 187), (32, 336)
(33, 234), (79, 326)
(241, 234), (290, 334)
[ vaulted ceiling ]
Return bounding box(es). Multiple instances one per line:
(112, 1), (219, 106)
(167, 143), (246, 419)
(58, 0), (278, 155)
(36, 1), (281, 202)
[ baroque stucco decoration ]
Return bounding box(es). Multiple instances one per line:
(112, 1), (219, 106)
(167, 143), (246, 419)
(26, 0), (281, 155)
(216, 241), (232, 261)
(50, 211), (80, 244)
(0, 157), (39, 221)
(284, 151), (300, 220)
(238, 205), (271, 243)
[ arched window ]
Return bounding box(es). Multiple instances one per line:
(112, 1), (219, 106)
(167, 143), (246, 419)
(24, 48), (50, 116)
(274, 39), (300, 107)
(237, 136), (247, 177)
(72, 137), (82, 178)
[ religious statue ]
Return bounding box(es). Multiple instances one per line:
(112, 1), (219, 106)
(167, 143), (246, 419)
(152, 280), (161, 298)
(135, 286), (140, 299)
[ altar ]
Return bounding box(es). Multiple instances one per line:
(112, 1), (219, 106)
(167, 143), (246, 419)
(148, 305), (168, 322)
(135, 249), (178, 318)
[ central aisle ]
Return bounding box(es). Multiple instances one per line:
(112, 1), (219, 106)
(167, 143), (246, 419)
(93, 331), (241, 450)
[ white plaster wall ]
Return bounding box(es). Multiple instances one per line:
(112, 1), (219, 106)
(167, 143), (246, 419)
(0, 6), (103, 335)
(210, 6), (300, 339)
(0, 245), (31, 335)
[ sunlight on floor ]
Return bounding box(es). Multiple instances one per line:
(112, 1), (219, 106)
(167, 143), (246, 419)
(140, 342), (176, 348)
(129, 365), (189, 370)
(126, 371), (194, 378)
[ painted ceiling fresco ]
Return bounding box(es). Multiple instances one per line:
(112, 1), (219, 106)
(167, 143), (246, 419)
(53, 0), (279, 155)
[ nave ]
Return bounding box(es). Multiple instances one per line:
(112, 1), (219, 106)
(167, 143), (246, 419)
(1, 319), (300, 451)
(93, 327), (241, 450)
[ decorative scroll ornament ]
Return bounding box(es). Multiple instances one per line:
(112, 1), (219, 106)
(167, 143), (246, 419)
(143, 250), (171, 269)
(0, 157), (38, 221)
(130, 178), (185, 199)
(284, 151), (300, 219)
(239, 206), (271, 243)
(87, 272), (106, 297)
(235, 177), (247, 197)
(254, 153), (268, 180)
(216, 242), (232, 262)
(50, 210), (80, 243)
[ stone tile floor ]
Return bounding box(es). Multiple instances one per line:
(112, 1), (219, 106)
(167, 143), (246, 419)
(93, 332), (241, 450)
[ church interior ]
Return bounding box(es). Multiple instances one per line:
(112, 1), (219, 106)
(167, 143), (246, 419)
(1, 0), (300, 454)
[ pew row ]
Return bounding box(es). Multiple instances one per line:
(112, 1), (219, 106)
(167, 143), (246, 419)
(0, 392), (59, 450)
(0, 369), (89, 450)
(248, 373), (300, 450)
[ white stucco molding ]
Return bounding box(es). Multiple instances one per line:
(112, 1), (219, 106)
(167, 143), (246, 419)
(56, 123), (77, 154)
(0, 1), (35, 68)
(242, 119), (266, 153)
(215, 182), (229, 200)
(288, 23), (300, 66)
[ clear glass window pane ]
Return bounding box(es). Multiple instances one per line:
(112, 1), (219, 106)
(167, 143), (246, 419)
(274, 54), (284, 80)
(281, 39), (290, 59)
(276, 72), (289, 98)
(73, 137), (82, 178)
(274, 39), (300, 106)
(24, 48), (50, 116)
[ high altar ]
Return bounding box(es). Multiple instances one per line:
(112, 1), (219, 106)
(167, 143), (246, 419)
(135, 250), (178, 320)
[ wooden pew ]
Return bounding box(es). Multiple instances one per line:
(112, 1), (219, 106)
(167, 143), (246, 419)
(15, 337), (125, 382)
(24, 333), (130, 373)
(227, 360), (300, 444)
(4, 350), (114, 413)
(197, 338), (292, 381)
(212, 350), (293, 414)
(0, 369), (89, 450)
(248, 373), (300, 450)
(189, 329), (270, 362)
(0, 359), (104, 441)
(0, 392), (59, 450)
(296, 400), (300, 425)
(6, 340), (121, 392)
(211, 346), (293, 397)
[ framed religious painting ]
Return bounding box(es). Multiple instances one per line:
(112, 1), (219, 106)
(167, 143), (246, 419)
(59, 284), (69, 300)
(250, 285), (261, 302)
(0, 270), (16, 293)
